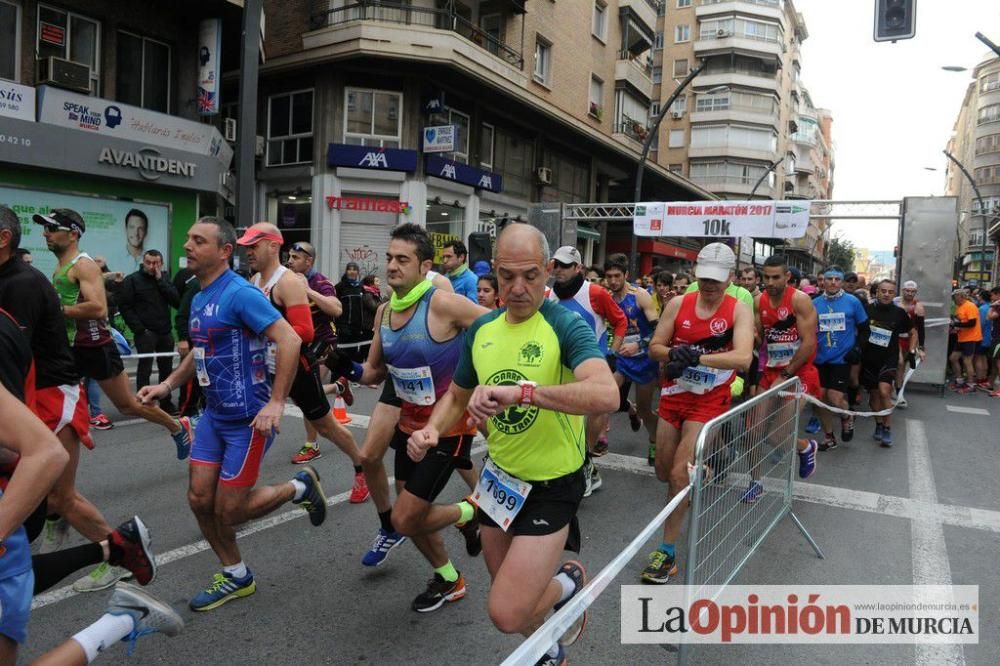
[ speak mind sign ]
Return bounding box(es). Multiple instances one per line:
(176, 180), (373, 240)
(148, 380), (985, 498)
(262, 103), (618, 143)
(634, 201), (812, 239)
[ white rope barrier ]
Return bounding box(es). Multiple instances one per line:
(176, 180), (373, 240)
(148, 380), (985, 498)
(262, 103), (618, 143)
(500, 484), (692, 665)
(780, 358), (922, 418)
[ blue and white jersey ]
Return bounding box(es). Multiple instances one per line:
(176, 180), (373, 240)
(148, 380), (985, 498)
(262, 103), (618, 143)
(0, 488), (31, 581)
(814, 292), (868, 365)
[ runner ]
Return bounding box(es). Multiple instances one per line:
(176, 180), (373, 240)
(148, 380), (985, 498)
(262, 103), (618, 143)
(239, 224), (368, 502)
(604, 254), (660, 465)
(741, 255), (820, 502)
(652, 270), (674, 317)
(988, 287), (1000, 397)
(137, 216), (327, 612)
(548, 246), (626, 495)
(332, 223), (487, 612)
(642, 243), (755, 584)
(893, 280), (926, 408)
(860, 279), (921, 447)
(33, 209), (192, 460)
(948, 288), (982, 393)
(813, 266), (868, 451)
(406, 223), (619, 664)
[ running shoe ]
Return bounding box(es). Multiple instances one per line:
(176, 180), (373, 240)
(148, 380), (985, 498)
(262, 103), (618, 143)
(804, 416), (821, 434)
(895, 397), (908, 409)
(840, 414), (855, 442)
(553, 560), (588, 646)
(956, 383), (976, 394)
(990, 389), (1000, 398)
(292, 466), (327, 526)
(411, 572), (466, 613)
(628, 401), (641, 432)
(741, 481), (763, 503)
(38, 516), (69, 554)
(818, 434), (838, 452)
(947, 380), (964, 391)
(73, 562), (133, 593)
(873, 423), (885, 442)
(455, 497), (481, 557)
(349, 471), (370, 504)
(362, 528), (408, 567)
(336, 377), (355, 406)
(171, 416), (192, 460)
(977, 380), (993, 392)
(798, 440), (818, 479)
(533, 645), (567, 666)
(647, 441), (656, 467)
(107, 582), (184, 655)
(880, 427), (894, 447)
(108, 516), (157, 586)
(640, 550), (678, 584)
(291, 444), (322, 464)
(583, 458), (596, 498)
(189, 571), (256, 612)
(89, 413), (114, 430)
(592, 436), (609, 457)
(589, 461), (602, 493)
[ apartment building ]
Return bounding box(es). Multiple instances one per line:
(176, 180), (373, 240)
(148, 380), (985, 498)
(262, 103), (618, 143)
(944, 54), (1000, 286)
(652, 0), (833, 271)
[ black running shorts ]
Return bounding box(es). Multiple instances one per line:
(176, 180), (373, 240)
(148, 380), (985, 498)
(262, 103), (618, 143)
(815, 362), (851, 393)
(73, 343), (124, 381)
(391, 427), (472, 503)
(378, 378), (402, 408)
(860, 362), (896, 390)
(477, 465), (585, 553)
(288, 361), (331, 422)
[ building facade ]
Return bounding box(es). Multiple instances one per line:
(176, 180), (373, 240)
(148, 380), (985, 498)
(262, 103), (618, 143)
(945, 54), (1000, 287)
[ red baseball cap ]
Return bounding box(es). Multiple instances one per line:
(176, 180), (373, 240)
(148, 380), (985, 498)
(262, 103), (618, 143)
(236, 228), (284, 246)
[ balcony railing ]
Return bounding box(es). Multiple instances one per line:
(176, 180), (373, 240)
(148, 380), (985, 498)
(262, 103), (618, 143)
(615, 113), (649, 142)
(699, 0), (781, 7)
(309, 1), (524, 69)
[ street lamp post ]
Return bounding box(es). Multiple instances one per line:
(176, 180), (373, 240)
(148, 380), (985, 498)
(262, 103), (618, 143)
(629, 61), (707, 278)
(943, 149), (992, 284)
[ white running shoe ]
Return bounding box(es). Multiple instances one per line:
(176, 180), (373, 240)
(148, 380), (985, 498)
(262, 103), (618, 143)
(72, 562), (133, 593)
(38, 516), (69, 554)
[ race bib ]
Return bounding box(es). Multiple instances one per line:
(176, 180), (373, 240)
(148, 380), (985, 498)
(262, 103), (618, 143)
(677, 365), (720, 395)
(818, 312), (846, 332)
(766, 341), (799, 367)
(193, 347), (210, 386)
(623, 334), (641, 346)
(388, 365), (436, 405)
(869, 325), (892, 348)
(265, 342), (277, 375)
(473, 459), (532, 532)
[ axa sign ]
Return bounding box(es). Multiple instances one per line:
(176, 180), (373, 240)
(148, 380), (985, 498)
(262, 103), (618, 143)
(327, 143), (418, 172)
(425, 155), (503, 194)
(98, 146), (197, 181)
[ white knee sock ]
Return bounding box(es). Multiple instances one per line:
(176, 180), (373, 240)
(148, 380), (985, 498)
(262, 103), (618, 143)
(71, 613), (135, 663)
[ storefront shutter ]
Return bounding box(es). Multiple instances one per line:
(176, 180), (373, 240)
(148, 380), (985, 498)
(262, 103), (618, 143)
(340, 220), (393, 280)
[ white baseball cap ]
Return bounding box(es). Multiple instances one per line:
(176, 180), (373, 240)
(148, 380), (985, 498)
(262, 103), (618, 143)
(903, 280), (918, 290)
(552, 246), (582, 265)
(694, 242), (736, 283)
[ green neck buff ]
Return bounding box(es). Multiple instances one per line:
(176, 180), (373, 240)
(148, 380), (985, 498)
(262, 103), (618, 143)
(390, 277), (433, 312)
(448, 264), (468, 278)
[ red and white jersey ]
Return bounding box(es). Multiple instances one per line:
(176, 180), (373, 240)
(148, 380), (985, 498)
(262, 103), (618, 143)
(892, 297), (919, 340)
(662, 292), (737, 396)
(758, 287), (813, 368)
(547, 281), (627, 355)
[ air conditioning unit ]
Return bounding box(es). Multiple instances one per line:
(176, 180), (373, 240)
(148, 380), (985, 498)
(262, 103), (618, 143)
(224, 118), (237, 143)
(671, 111), (684, 119)
(716, 29), (730, 38)
(255, 135), (265, 157)
(536, 166), (553, 185)
(37, 57), (91, 94)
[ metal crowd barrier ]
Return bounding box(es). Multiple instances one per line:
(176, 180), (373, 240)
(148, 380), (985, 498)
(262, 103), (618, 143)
(501, 377), (825, 665)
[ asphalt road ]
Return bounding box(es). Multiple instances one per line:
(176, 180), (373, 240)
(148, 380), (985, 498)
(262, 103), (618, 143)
(16, 381), (1000, 665)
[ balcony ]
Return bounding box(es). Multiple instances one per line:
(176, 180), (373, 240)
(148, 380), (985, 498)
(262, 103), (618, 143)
(696, 70), (780, 93)
(613, 113), (650, 148)
(307, 1), (525, 79)
(688, 144), (779, 161)
(615, 54), (654, 101)
(696, 0), (784, 23)
(690, 176), (774, 198)
(689, 103), (778, 128)
(694, 32), (783, 64)
(619, 0), (660, 36)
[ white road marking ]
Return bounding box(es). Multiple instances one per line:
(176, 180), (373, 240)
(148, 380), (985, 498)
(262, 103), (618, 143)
(944, 405), (990, 416)
(32, 443), (487, 611)
(110, 405), (372, 431)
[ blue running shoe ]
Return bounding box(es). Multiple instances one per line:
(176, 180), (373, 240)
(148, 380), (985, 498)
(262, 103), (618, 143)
(292, 466), (327, 527)
(171, 417), (192, 460)
(798, 439), (818, 479)
(362, 527), (408, 567)
(189, 571), (256, 612)
(107, 582), (184, 656)
(880, 427), (893, 447)
(805, 416), (820, 434)
(740, 481), (763, 504)
(873, 423), (885, 442)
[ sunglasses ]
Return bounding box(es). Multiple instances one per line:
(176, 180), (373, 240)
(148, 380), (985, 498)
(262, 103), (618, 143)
(291, 242), (314, 258)
(43, 223), (72, 233)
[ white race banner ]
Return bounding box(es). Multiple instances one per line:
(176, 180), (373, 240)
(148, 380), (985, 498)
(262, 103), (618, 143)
(634, 200), (812, 239)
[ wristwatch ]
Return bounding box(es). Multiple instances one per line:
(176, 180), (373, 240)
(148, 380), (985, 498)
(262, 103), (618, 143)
(517, 380), (537, 406)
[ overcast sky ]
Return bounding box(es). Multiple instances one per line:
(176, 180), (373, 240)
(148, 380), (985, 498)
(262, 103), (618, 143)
(793, 0), (999, 250)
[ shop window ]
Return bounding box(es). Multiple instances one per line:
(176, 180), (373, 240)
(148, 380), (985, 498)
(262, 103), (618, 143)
(429, 106), (470, 163)
(345, 87), (402, 148)
(267, 89), (314, 167)
(1, 1), (19, 82)
(37, 4), (100, 94)
(265, 191), (312, 252)
(116, 31), (171, 112)
(425, 201), (464, 264)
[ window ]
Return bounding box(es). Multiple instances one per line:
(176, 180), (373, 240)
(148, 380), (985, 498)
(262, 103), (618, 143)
(668, 129), (684, 148)
(650, 102), (660, 118)
(671, 95), (686, 114)
(974, 164), (1000, 185)
(494, 126), (535, 198)
(673, 58), (688, 78)
(677, 0), (692, 6)
(981, 72), (1000, 94)
(669, 163), (684, 174)
(592, 1), (607, 41)
(534, 38), (552, 85)
(786, 153), (796, 173)
(344, 87), (401, 148)
(978, 104), (1000, 125)
(37, 4), (100, 93)
(116, 32), (171, 112)
(430, 107), (471, 163)
(654, 31), (664, 49)
(268, 89), (314, 166)
(479, 123), (495, 170)
(675, 25), (690, 43)
(1, 0), (19, 82)
(975, 134), (1000, 156)
(651, 66), (662, 83)
(700, 17), (782, 43)
(973, 196), (1000, 215)
(690, 161), (771, 186)
(691, 124), (777, 152)
(589, 75), (604, 113)
(696, 94), (728, 112)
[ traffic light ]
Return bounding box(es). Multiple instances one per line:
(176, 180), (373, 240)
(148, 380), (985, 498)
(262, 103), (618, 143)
(874, 0), (916, 42)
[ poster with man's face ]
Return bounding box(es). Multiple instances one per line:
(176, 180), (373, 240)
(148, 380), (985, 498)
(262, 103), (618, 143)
(1, 186), (170, 278)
